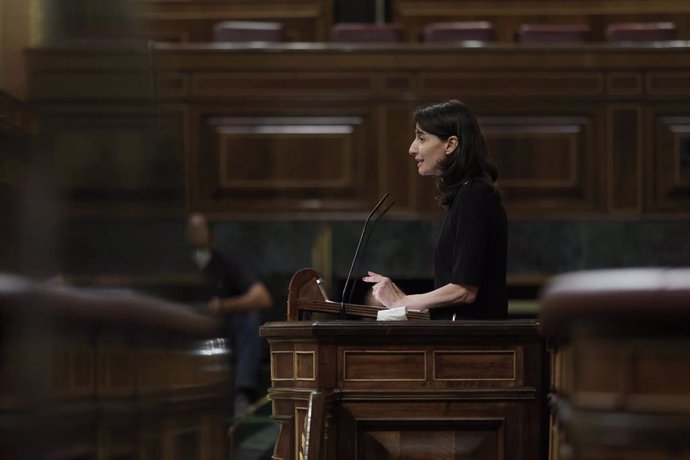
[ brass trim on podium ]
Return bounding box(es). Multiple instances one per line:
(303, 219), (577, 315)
(294, 406), (308, 460)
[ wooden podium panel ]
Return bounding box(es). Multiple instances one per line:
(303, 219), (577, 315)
(260, 320), (548, 460)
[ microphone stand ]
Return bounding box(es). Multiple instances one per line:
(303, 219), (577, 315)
(346, 198), (395, 305)
(340, 193), (391, 319)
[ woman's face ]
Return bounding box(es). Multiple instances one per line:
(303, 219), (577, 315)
(408, 124), (454, 176)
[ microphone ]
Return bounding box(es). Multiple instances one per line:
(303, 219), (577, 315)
(340, 193), (393, 319)
(346, 198), (395, 305)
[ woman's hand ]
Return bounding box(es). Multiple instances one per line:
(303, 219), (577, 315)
(208, 296), (222, 314)
(362, 271), (406, 308)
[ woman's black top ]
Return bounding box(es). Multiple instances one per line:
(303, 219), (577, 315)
(432, 179), (508, 320)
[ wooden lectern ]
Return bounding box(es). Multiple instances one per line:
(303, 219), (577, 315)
(260, 269), (549, 460)
(286, 268), (430, 321)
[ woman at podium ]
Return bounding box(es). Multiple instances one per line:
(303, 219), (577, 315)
(364, 100), (507, 320)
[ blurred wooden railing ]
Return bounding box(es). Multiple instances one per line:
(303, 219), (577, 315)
(0, 273), (230, 460)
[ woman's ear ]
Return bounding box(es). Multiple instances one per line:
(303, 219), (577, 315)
(445, 136), (459, 155)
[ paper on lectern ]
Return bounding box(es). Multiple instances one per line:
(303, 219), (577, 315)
(376, 306), (407, 321)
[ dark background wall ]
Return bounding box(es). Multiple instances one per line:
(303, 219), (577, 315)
(57, 218), (690, 310)
(58, 219), (690, 279)
(334, 0), (386, 23)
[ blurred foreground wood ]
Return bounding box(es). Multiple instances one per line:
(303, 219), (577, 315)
(0, 274), (230, 460)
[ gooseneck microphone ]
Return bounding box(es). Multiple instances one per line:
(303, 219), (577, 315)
(347, 198), (395, 305)
(340, 193), (394, 319)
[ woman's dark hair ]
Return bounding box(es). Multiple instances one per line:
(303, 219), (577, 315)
(414, 99), (499, 207)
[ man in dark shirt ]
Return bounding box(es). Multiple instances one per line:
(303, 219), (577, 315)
(186, 213), (272, 416)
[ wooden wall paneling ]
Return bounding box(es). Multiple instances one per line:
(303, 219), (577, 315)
(28, 43), (690, 218)
(607, 72), (643, 97)
(140, 17), (323, 43)
(481, 113), (604, 216)
(0, 91), (37, 270)
(607, 105), (642, 214)
(41, 107), (186, 217)
(27, 48), (152, 103)
(136, 0), (334, 42)
(44, 0), (135, 40)
(647, 109), (690, 214)
(190, 71), (374, 99)
(0, 0), (31, 99)
(27, 45), (183, 217)
(190, 108), (379, 216)
(31, 70), (152, 100)
(149, 45), (690, 76)
(380, 104), (420, 215)
(646, 71), (690, 97)
(419, 71), (604, 98)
